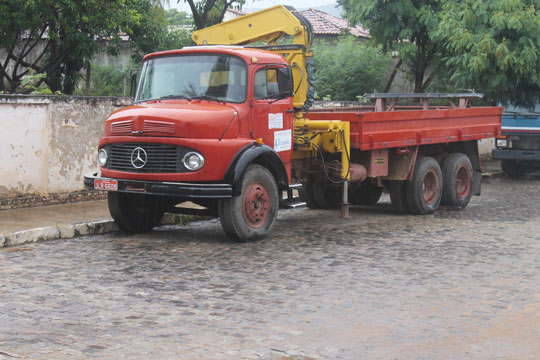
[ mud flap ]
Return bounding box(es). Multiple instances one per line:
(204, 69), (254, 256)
(473, 170), (482, 196)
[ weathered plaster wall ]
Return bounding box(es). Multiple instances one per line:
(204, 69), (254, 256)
(0, 95), (132, 201)
(0, 98), (49, 196)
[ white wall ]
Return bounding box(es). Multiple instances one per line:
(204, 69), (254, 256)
(0, 95), (132, 200)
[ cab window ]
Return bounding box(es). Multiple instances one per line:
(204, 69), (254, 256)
(254, 67), (292, 100)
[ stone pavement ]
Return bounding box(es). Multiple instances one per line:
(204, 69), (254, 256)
(0, 169), (538, 360)
(0, 159), (503, 248)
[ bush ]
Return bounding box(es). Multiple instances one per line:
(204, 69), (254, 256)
(74, 63), (139, 97)
(313, 37), (392, 101)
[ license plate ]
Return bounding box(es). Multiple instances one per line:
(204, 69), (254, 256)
(94, 179), (118, 191)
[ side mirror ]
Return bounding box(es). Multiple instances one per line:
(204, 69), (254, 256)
(130, 71), (138, 98)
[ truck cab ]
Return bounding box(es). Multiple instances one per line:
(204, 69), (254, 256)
(492, 105), (540, 177)
(85, 46), (295, 239)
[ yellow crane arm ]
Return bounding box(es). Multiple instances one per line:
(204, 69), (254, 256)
(192, 5), (314, 111)
(192, 5), (311, 50)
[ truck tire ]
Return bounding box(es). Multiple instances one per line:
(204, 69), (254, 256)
(319, 183), (341, 209)
(219, 164), (279, 241)
(406, 156), (443, 215)
(299, 178), (340, 209)
(108, 192), (165, 233)
(441, 153), (473, 208)
(298, 177), (320, 209)
(386, 180), (410, 213)
(350, 179), (383, 205)
(501, 159), (525, 179)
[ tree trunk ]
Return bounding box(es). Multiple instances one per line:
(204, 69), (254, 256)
(0, 67), (4, 93)
(383, 58), (402, 93)
(86, 65), (91, 96)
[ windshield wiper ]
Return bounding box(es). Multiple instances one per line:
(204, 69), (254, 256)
(190, 95), (224, 103)
(160, 94), (188, 100)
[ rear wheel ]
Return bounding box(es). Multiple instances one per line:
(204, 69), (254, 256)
(298, 177), (320, 209)
(219, 165), (278, 241)
(299, 178), (340, 209)
(387, 180), (410, 213)
(441, 153), (473, 207)
(350, 179), (383, 206)
(406, 156), (443, 215)
(501, 159), (525, 179)
(108, 192), (165, 232)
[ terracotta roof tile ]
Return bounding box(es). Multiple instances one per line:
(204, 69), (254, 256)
(299, 8), (370, 38)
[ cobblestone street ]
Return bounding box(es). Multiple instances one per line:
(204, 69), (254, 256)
(1, 175), (539, 359)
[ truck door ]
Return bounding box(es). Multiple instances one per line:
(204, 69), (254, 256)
(251, 66), (294, 174)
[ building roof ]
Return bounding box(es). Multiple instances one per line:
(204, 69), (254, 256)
(227, 8), (248, 16)
(299, 8), (370, 39)
(223, 7), (370, 39)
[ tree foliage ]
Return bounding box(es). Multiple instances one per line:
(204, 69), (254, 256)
(165, 8), (193, 26)
(338, 0), (540, 105)
(313, 37), (391, 101)
(430, 0), (540, 106)
(338, 0), (444, 93)
(0, 0), (169, 94)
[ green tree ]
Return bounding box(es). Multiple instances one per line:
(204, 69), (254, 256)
(338, 0), (445, 93)
(430, 0), (540, 106)
(180, 0), (248, 29)
(0, 0), (169, 94)
(313, 37), (391, 101)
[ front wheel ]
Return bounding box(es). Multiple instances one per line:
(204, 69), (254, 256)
(501, 159), (525, 179)
(219, 165), (279, 241)
(108, 192), (165, 232)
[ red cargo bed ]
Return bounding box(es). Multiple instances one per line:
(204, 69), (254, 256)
(307, 107), (502, 151)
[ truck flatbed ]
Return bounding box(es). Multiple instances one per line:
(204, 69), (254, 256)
(308, 107), (502, 150)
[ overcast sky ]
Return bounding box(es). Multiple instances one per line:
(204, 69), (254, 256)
(168, 1), (337, 12)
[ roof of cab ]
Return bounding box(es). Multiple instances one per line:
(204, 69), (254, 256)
(142, 46), (287, 65)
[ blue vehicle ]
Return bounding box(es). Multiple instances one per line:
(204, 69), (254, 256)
(492, 106), (540, 178)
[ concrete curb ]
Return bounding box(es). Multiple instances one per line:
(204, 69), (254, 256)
(0, 214), (191, 248)
(1, 220), (119, 248)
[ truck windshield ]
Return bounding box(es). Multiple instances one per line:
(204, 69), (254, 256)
(135, 54), (247, 103)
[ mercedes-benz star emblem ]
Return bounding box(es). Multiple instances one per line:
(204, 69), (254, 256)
(130, 147), (147, 169)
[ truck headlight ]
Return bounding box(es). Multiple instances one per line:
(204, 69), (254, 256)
(183, 152), (204, 171)
(98, 149), (108, 167)
(496, 139), (508, 148)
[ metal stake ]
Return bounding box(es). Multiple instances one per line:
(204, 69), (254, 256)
(340, 180), (350, 218)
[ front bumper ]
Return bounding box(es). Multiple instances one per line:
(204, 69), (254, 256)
(492, 148), (540, 161)
(84, 172), (232, 199)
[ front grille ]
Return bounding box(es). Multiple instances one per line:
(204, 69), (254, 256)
(106, 143), (192, 173)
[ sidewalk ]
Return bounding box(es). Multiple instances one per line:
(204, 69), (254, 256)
(0, 159), (503, 248)
(0, 200), (116, 248)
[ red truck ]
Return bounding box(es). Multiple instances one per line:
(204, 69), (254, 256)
(84, 5), (502, 240)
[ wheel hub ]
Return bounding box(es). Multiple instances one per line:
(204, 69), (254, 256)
(456, 166), (471, 198)
(422, 170), (439, 205)
(242, 182), (270, 227)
